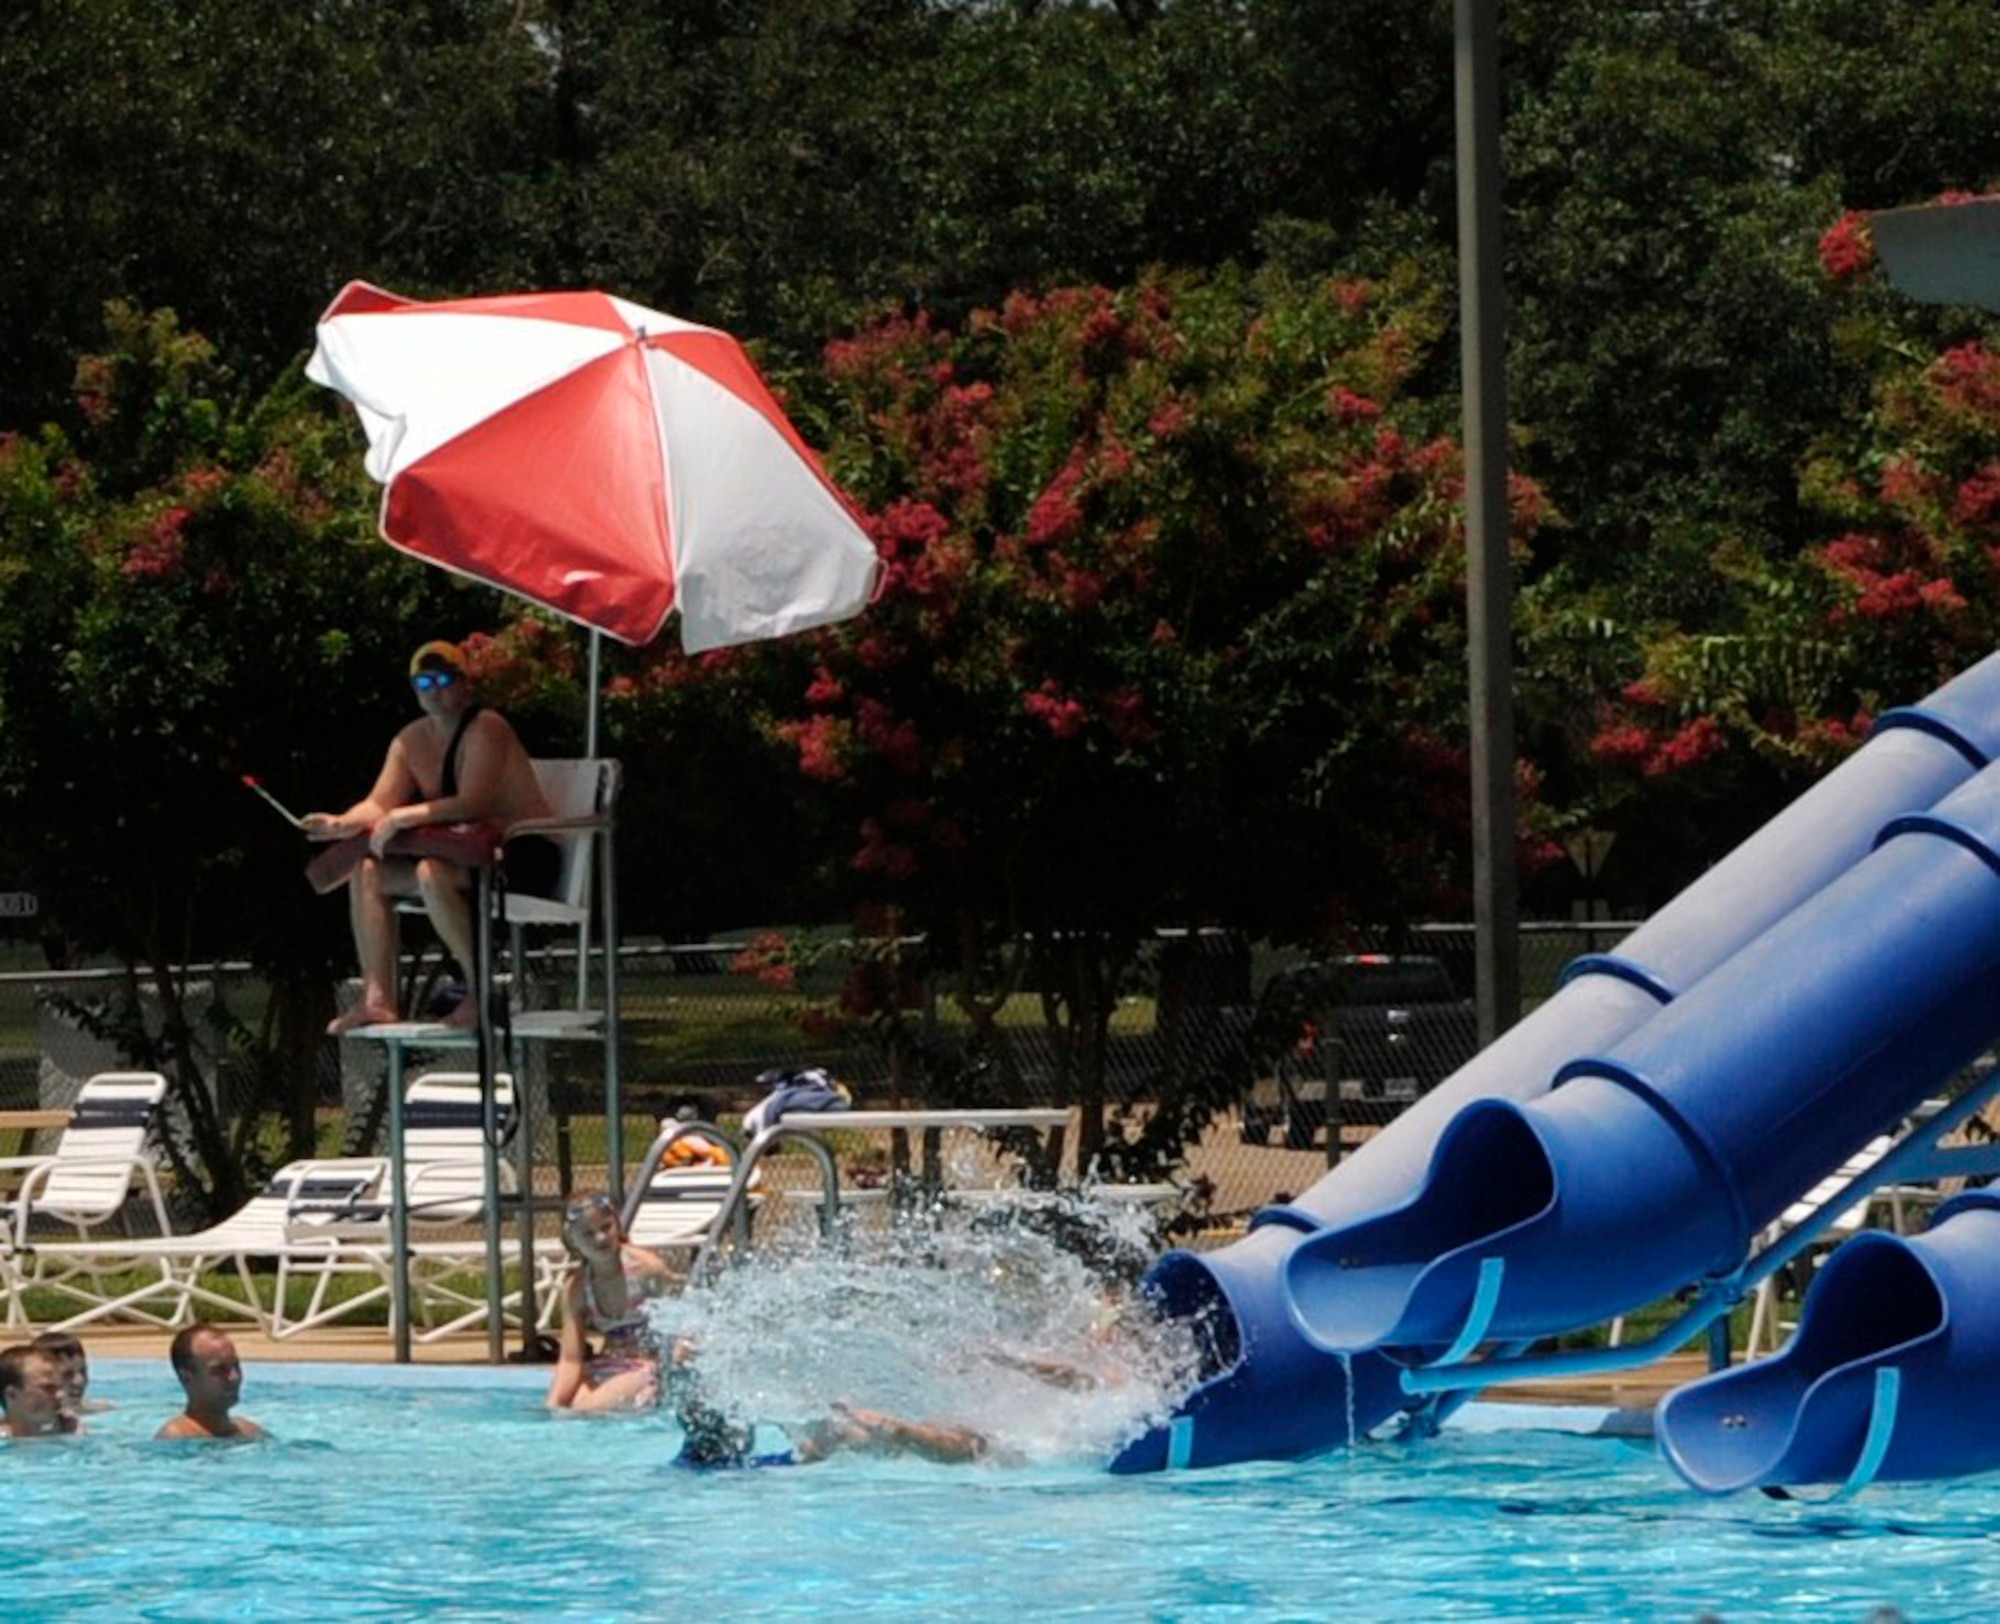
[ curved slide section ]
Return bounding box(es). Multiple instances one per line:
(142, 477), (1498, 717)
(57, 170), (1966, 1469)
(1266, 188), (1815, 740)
(1659, 1195), (2000, 1493)
(1287, 759), (2000, 1352)
(1110, 652), (2000, 1474)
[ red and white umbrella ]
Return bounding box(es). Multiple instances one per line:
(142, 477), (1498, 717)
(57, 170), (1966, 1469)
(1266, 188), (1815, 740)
(305, 281), (881, 652)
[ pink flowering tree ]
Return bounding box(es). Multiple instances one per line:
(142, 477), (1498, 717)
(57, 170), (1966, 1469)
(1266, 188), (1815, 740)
(767, 267), (1556, 1169)
(1585, 193), (2000, 835)
(0, 303), (476, 1212)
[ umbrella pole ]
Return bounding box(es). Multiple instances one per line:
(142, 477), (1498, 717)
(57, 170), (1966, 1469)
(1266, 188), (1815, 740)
(586, 629), (601, 759)
(475, 865), (505, 1365)
(602, 789), (624, 1210)
(579, 627), (602, 1015)
(388, 1044), (411, 1363)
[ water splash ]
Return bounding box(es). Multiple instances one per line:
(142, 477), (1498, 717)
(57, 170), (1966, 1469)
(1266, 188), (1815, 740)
(649, 1192), (1201, 1464)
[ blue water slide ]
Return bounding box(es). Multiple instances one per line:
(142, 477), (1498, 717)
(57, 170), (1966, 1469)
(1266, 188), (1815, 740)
(1659, 1194), (2000, 1493)
(1110, 652), (2000, 1474)
(1286, 757), (2000, 1352)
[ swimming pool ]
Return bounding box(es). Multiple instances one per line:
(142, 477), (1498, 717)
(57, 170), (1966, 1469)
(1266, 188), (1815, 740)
(9, 1362), (1999, 1622)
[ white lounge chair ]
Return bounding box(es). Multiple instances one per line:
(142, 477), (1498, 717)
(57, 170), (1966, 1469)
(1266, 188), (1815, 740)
(3, 1071), (172, 1242)
(28, 1158), (392, 1333)
(4, 1072), (174, 1320)
(275, 1071), (529, 1341)
(30, 1072), (520, 1337)
(628, 1166), (741, 1253)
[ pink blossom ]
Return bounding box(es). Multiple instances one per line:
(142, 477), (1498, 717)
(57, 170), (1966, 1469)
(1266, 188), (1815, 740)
(1919, 577), (1968, 614)
(998, 290), (1041, 335)
(871, 498), (951, 560)
(1062, 564), (1106, 613)
(822, 309), (944, 382)
(1023, 680), (1088, 740)
(1329, 387), (1381, 426)
(1508, 472), (1549, 534)
(1879, 458), (1934, 509)
(1104, 687), (1154, 748)
(855, 698), (924, 776)
(729, 931), (796, 991)
(1589, 724), (1655, 768)
(855, 634), (899, 672)
(1080, 305), (1126, 354)
(1955, 465), (2000, 528)
(1026, 451), (1089, 548)
(851, 817), (919, 880)
(781, 715), (851, 782)
(1332, 278), (1374, 313)
(1819, 211), (1874, 281)
(1147, 397), (1193, 440)
(1855, 570), (1924, 619)
(123, 506), (191, 579)
(1645, 716), (1726, 777)
(1934, 342), (2000, 420)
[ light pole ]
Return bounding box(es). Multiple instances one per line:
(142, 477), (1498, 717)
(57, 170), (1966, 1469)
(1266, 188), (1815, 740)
(1456, 0), (1519, 1044)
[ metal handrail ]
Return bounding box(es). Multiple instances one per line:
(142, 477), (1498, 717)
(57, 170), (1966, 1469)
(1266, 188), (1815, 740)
(687, 1126), (843, 1282)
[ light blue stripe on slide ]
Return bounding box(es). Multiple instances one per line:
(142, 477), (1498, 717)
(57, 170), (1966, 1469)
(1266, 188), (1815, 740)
(1167, 1415), (1195, 1471)
(1427, 1256), (1505, 1369)
(1841, 1366), (1900, 1499)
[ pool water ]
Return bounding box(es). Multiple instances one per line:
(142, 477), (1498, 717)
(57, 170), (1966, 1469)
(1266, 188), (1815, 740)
(10, 1365), (2000, 1622)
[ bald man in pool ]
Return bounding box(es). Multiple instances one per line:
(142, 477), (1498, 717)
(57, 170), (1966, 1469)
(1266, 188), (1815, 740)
(156, 1326), (267, 1441)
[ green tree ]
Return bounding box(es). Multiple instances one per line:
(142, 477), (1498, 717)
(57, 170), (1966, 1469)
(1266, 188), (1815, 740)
(760, 266), (1557, 1169)
(1580, 205), (2000, 887)
(0, 303), (478, 1212)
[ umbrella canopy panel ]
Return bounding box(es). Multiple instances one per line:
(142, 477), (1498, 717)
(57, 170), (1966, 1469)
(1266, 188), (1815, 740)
(307, 283), (881, 651)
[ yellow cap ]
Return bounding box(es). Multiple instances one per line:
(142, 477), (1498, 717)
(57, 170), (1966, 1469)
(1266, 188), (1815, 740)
(408, 640), (467, 677)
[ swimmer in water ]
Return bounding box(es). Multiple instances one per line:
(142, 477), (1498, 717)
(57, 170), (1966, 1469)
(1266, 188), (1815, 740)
(31, 1330), (111, 1415)
(547, 1194), (681, 1414)
(663, 1339), (993, 1469)
(1, 1345), (79, 1439)
(155, 1326), (268, 1441)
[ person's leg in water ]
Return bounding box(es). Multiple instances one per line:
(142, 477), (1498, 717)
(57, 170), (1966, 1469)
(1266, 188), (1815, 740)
(664, 1337), (992, 1468)
(798, 1402), (992, 1465)
(568, 1362), (660, 1413)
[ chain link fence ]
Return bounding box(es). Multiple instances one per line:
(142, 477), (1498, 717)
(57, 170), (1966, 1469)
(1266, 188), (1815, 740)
(0, 923), (1638, 1240)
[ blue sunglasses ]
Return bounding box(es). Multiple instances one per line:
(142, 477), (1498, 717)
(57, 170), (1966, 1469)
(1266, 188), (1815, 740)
(411, 670), (459, 692)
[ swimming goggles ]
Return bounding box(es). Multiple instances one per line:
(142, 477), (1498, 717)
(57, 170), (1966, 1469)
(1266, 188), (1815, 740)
(411, 670), (459, 692)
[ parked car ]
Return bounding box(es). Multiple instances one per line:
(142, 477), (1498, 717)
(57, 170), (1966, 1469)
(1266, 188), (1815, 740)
(1239, 954), (1480, 1150)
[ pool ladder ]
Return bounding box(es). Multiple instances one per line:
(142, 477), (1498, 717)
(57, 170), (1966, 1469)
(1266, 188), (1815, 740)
(621, 1117), (845, 1282)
